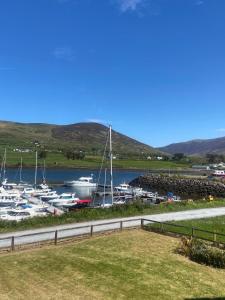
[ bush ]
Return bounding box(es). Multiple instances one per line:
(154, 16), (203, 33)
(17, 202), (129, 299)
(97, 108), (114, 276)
(177, 237), (225, 268)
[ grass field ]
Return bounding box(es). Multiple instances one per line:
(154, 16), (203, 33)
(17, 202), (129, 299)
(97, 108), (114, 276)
(1, 230), (225, 299)
(172, 216), (225, 235)
(1, 200), (225, 234)
(145, 214), (225, 245)
(2, 150), (189, 169)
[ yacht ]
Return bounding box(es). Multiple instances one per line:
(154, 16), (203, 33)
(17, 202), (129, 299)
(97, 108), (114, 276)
(39, 191), (59, 202)
(0, 210), (31, 221)
(2, 179), (32, 192)
(64, 176), (97, 187)
(0, 187), (26, 207)
(62, 198), (92, 208)
(114, 183), (132, 193)
(212, 170), (225, 177)
(22, 184), (52, 198)
(0, 204), (48, 221)
(48, 193), (80, 207)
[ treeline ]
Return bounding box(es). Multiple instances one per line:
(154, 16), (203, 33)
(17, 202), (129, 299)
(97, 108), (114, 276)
(63, 150), (85, 160)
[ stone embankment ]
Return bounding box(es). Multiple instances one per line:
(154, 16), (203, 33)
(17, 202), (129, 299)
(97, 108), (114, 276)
(130, 175), (225, 199)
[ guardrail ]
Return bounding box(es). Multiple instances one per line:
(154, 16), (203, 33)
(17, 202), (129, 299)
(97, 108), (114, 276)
(141, 218), (225, 246)
(0, 218), (142, 252)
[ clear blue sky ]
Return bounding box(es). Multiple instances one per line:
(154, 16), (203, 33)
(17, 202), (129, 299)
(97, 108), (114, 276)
(0, 0), (225, 147)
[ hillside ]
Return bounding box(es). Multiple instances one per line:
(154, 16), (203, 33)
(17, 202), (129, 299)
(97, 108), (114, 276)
(0, 121), (158, 155)
(160, 136), (225, 156)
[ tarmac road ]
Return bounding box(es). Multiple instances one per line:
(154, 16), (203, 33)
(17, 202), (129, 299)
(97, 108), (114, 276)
(1, 207), (225, 249)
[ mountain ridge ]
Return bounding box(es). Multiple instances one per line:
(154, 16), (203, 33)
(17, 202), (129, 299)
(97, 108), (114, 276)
(0, 120), (160, 155)
(159, 136), (225, 156)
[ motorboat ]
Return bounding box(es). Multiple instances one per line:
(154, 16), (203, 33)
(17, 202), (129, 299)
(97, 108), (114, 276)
(64, 176), (97, 187)
(63, 199), (92, 208)
(2, 179), (32, 191)
(0, 210), (31, 221)
(1, 179), (17, 190)
(48, 193), (80, 207)
(114, 183), (132, 193)
(39, 191), (59, 202)
(0, 203), (49, 221)
(22, 184), (52, 197)
(132, 187), (144, 196)
(0, 187), (26, 207)
(113, 199), (126, 205)
(100, 203), (113, 208)
(212, 170), (225, 177)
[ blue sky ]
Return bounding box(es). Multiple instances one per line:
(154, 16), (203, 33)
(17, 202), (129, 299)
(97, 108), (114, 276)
(0, 0), (225, 147)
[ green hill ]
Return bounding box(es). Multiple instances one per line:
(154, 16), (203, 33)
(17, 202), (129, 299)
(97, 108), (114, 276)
(159, 136), (225, 156)
(0, 121), (158, 155)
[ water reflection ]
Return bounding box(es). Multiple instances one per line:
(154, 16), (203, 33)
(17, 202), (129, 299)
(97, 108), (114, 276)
(69, 186), (97, 198)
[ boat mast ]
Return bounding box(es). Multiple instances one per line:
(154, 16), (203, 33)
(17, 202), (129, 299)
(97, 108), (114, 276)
(3, 148), (6, 182)
(103, 168), (107, 208)
(42, 160), (46, 183)
(109, 125), (113, 205)
(34, 151), (38, 188)
(0, 149), (5, 182)
(19, 157), (22, 182)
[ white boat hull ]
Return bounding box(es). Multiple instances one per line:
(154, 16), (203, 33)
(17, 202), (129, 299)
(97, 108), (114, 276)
(64, 181), (97, 187)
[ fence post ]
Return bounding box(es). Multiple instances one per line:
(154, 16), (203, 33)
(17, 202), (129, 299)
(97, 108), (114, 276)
(90, 225), (94, 237)
(141, 219), (144, 229)
(54, 230), (58, 245)
(120, 221), (123, 231)
(160, 222), (164, 233)
(191, 227), (194, 238)
(11, 236), (15, 251)
(213, 231), (217, 245)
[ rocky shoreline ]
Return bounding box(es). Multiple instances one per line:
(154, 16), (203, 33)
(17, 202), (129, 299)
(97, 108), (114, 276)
(130, 175), (225, 199)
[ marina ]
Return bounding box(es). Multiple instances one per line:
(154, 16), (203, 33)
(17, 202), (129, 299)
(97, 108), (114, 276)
(0, 127), (181, 221)
(0, 166), (181, 221)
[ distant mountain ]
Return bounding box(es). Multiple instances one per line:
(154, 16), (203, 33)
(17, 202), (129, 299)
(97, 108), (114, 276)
(159, 137), (225, 156)
(0, 121), (159, 155)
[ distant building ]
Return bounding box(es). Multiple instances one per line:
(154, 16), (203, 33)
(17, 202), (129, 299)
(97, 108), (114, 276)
(157, 156), (163, 161)
(192, 165), (210, 170)
(13, 148), (31, 153)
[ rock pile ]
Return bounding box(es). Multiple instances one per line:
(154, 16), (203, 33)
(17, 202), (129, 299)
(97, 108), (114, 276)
(130, 175), (225, 199)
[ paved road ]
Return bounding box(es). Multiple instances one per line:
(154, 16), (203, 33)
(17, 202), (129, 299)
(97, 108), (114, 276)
(1, 207), (225, 249)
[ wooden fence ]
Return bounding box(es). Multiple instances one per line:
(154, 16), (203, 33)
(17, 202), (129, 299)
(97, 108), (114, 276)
(0, 218), (141, 252)
(141, 218), (225, 246)
(1, 217), (225, 252)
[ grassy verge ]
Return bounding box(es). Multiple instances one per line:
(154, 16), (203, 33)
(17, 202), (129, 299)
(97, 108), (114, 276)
(171, 216), (225, 234)
(147, 212), (225, 245)
(1, 230), (225, 299)
(0, 200), (225, 234)
(4, 151), (189, 169)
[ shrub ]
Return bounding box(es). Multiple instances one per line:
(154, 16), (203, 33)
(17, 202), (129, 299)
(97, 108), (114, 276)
(177, 237), (225, 268)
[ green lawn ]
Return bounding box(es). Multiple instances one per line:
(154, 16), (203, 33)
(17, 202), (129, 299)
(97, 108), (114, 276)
(0, 200), (225, 234)
(2, 150), (189, 169)
(1, 230), (225, 299)
(146, 214), (225, 245)
(172, 216), (225, 233)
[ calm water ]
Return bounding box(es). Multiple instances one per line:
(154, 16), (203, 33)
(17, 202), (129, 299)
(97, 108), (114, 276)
(4, 168), (146, 202)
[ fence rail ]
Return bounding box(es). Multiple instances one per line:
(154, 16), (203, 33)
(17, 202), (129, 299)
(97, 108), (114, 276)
(1, 217), (225, 252)
(0, 218), (142, 252)
(141, 218), (225, 246)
